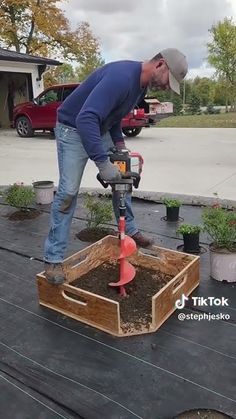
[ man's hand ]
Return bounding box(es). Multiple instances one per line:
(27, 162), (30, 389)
(115, 140), (130, 152)
(95, 160), (122, 181)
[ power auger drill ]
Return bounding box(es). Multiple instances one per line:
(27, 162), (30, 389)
(97, 147), (143, 296)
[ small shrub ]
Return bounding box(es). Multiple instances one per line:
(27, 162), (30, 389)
(163, 198), (182, 208)
(5, 183), (35, 210)
(84, 194), (113, 229)
(177, 224), (201, 235)
(202, 205), (236, 251)
(205, 103), (221, 115)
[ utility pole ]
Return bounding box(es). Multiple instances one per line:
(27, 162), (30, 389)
(183, 79), (186, 107)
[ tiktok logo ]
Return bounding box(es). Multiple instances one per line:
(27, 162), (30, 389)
(175, 294), (189, 309)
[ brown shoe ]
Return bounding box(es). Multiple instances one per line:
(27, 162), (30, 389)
(44, 262), (65, 285)
(131, 232), (154, 248)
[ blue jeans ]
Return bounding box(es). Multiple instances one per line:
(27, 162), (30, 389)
(44, 122), (138, 263)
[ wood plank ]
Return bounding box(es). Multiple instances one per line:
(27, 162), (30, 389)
(63, 236), (119, 282)
(37, 275), (121, 335)
(129, 245), (195, 276)
(153, 257), (200, 328)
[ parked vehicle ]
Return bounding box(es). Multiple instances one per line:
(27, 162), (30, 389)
(121, 108), (149, 137)
(13, 83), (172, 138)
(13, 83), (77, 137)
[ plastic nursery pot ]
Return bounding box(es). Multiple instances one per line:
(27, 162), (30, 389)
(166, 206), (180, 222)
(183, 233), (200, 253)
(33, 181), (54, 205)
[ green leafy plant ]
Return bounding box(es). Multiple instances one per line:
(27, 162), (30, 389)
(187, 91), (201, 115)
(177, 224), (201, 235)
(84, 194), (113, 229)
(163, 198), (182, 208)
(204, 102), (220, 115)
(202, 205), (236, 251)
(172, 95), (183, 115)
(5, 183), (35, 210)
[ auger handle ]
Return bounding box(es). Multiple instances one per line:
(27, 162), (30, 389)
(96, 173), (109, 188)
(96, 172), (140, 189)
(122, 172), (141, 189)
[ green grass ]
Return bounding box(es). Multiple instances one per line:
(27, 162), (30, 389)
(157, 112), (236, 128)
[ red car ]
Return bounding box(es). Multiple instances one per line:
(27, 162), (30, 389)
(13, 84), (78, 137)
(13, 83), (155, 138)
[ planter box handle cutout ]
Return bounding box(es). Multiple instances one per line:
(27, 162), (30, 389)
(172, 274), (187, 294)
(62, 290), (88, 306)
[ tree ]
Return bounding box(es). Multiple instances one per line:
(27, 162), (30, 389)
(187, 91), (201, 114)
(207, 18), (236, 111)
(73, 21), (104, 78)
(192, 77), (215, 106)
(180, 79), (194, 106)
(75, 54), (105, 81)
(213, 78), (228, 106)
(172, 95), (183, 115)
(147, 89), (170, 102)
(0, 0), (103, 66)
(43, 63), (77, 87)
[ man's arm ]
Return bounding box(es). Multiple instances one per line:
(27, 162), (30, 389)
(109, 121), (123, 144)
(109, 88), (148, 150)
(75, 73), (129, 162)
(109, 121), (127, 150)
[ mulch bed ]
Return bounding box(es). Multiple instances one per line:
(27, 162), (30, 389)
(72, 262), (173, 331)
(7, 209), (41, 221)
(76, 227), (117, 242)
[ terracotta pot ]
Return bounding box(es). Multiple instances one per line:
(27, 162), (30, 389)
(210, 245), (236, 282)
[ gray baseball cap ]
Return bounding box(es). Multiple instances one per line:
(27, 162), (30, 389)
(160, 48), (188, 94)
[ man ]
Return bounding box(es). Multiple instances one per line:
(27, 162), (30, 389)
(44, 47), (188, 284)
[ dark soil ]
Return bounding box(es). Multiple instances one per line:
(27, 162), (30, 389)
(175, 409), (232, 419)
(72, 262), (173, 331)
(210, 243), (236, 253)
(76, 227), (117, 242)
(8, 209), (41, 221)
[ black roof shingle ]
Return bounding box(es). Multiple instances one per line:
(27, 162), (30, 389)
(0, 47), (61, 65)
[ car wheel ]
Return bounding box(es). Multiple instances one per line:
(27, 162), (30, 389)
(122, 127), (142, 137)
(16, 116), (34, 137)
(49, 129), (55, 138)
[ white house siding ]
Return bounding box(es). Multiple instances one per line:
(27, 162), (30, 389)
(0, 60), (43, 96)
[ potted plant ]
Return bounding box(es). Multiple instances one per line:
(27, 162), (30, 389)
(177, 224), (201, 253)
(4, 182), (39, 220)
(76, 193), (116, 242)
(202, 204), (236, 282)
(163, 198), (182, 221)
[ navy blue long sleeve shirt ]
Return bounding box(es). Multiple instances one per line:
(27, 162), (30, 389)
(57, 60), (146, 162)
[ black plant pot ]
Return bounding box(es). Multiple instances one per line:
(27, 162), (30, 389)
(166, 206), (180, 222)
(183, 233), (200, 253)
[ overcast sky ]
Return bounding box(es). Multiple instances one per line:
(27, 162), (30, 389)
(61, 0), (236, 79)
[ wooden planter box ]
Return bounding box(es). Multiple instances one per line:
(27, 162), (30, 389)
(37, 236), (200, 337)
